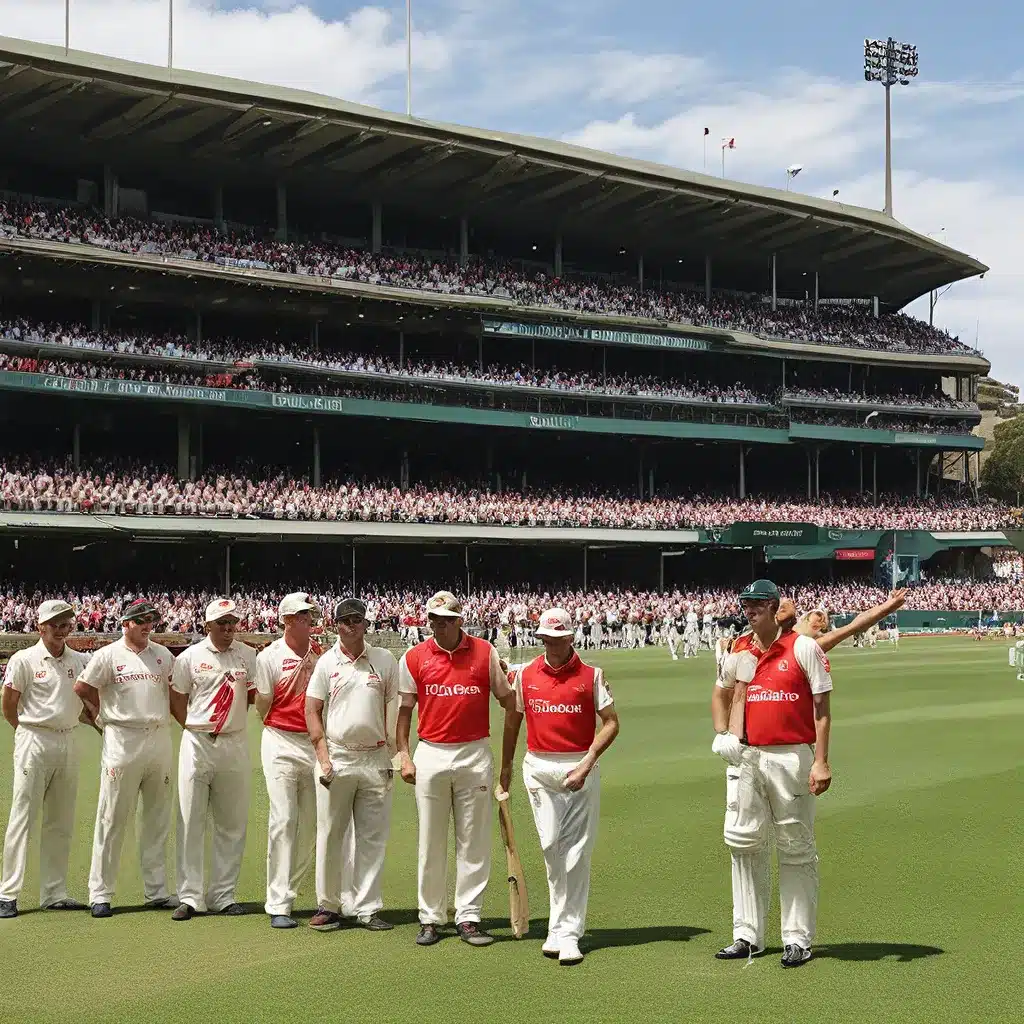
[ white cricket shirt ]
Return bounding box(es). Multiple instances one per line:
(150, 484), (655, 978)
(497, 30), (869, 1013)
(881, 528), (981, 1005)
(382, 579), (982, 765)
(307, 641), (399, 755)
(78, 637), (174, 727)
(3, 640), (91, 731)
(171, 637), (258, 735)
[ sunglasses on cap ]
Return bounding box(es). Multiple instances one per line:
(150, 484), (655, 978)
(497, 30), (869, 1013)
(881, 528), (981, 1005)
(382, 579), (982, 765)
(337, 614), (365, 627)
(128, 614), (159, 626)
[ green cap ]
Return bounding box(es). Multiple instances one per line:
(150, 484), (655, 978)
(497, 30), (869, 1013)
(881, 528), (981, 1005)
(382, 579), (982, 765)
(738, 579), (781, 601)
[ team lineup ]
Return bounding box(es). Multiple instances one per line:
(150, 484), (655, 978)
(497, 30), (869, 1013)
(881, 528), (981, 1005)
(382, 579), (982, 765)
(0, 582), (906, 967)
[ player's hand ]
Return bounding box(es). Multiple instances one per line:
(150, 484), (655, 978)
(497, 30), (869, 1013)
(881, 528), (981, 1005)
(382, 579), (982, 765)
(809, 760), (832, 796)
(318, 760), (335, 787)
(564, 763), (590, 791)
(712, 732), (744, 766)
(399, 753), (416, 785)
(499, 766), (512, 794)
(887, 589), (908, 610)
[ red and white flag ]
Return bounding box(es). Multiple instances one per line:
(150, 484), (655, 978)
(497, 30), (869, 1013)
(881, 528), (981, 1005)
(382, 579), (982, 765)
(721, 137), (736, 150)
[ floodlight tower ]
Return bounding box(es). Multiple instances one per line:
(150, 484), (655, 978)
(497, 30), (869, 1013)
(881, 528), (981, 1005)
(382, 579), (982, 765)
(864, 38), (918, 217)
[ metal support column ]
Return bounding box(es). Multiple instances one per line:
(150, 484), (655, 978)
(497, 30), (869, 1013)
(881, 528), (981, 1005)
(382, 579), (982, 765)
(873, 295), (879, 318)
(225, 544), (231, 595)
(311, 321), (320, 348)
(213, 185), (224, 232)
(371, 201), (382, 253)
(465, 546), (471, 597)
(637, 255), (644, 291)
(859, 447), (864, 493)
(807, 449), (812, 499)
(583, 546), (588, 590)
(195, 309), (202, 344)
(398, 331), (404, 367)
(602, 347), (606, 385)
(739, 445), (746, 499)
(873, 449), (878, 503)
(313, 427), (321, 488)
(648, 468), (655, 498)
(72, 423), (81, 469)
(352, 545), (356, 594)
(771, 253), (777, 311)
(554, 232), (563, 277)
(915, 450), (921, 497)
(459, 216), (469, 267)
(659, 552), (665, 593)
(704, 255), (712, 302)
(478, 335), (483, 371)
(275, 182), (287, 242)
(781, 360), (786, 389)
(814, 271), (819, 311)
(176, 414), (190, 479)
(815, 447), (820, 499)
(103, 164), (118, 218)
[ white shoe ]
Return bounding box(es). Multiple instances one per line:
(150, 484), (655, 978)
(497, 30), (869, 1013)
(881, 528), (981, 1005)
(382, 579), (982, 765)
(542, 936), (561, 959)
(559, 938), (584, 965)
(671, 654), (678, 661)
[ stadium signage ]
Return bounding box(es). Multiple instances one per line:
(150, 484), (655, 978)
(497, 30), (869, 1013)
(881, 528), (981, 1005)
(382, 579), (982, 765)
(482, 319), (711, 351)
(834, 548), (875, 561)
(731, 522), (818, 544)
(270, 394), (344, 412)
(528, 414), (580, 430)
(42, 376), (229, 403)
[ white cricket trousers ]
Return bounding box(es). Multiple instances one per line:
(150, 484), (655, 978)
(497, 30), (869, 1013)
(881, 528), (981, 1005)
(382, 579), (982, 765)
(176, 730), (250, 913)
(724, 743), (818, 949)
(667, 630), (681, 658)
(88, 723), (173, 905)
(261, 726), (315, 916)
(522, 751), (600, 943)
(0, 726), (79, 906)
(413, 738), (492, 926)
(315, 747), (393, 919)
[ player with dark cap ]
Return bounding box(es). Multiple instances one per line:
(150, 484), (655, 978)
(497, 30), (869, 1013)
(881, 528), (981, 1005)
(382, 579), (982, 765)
(75, 598), (178, 917)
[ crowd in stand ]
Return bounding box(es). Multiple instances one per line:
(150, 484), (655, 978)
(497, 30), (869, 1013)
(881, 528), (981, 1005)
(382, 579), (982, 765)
(0, 318), (980, 418)
(0, 196), (974, 356)
(789, 407), (975, 435)
(1, 577), (1021, 635)
(991, 547), (1023, 579)
(0, 458), (1015, 530)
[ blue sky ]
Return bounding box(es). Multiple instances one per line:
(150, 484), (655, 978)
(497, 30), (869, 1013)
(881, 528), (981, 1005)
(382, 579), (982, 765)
(2, 1), (1022, 390)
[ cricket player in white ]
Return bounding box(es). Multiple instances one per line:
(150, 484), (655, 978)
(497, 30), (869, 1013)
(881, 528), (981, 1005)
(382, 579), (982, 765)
(75, 599), (177, 917)
(0, 600), (91, 917)
(306, 598), (398, 932)
(500, 608), (619, 965)
(396, 591), (517, 947)
(255, 592), (322, 929)
(684, 605), (700, 658)
(169, 599), (258, 920)
(711, 580), (832, 968)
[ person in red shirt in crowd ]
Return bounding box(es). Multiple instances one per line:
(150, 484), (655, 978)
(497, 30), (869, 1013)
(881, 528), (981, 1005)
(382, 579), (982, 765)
(499, 607), (620, 966)
(254, 592), (323, 929)
(711, 579), (833, 969)
(396, 591), (517, 948)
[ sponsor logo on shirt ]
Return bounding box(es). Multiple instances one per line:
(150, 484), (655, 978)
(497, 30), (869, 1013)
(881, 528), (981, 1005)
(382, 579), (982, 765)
(527, 699), (583, 714)
(423, 682), (483, 697)
(35, 670), (48, 679)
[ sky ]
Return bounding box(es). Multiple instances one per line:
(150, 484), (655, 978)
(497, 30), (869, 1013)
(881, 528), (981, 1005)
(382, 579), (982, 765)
(0, 0), (1021, 389)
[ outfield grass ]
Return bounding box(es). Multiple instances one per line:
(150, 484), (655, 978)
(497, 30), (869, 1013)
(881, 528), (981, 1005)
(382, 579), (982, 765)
(0, 638), (1020, 1023)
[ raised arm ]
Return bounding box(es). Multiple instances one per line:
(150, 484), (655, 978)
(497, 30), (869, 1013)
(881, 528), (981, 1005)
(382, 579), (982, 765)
(817, 589), (908, 653)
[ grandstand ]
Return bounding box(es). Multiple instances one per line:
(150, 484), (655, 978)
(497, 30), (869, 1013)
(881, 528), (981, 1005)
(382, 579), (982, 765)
(0, 35), (1016, 631)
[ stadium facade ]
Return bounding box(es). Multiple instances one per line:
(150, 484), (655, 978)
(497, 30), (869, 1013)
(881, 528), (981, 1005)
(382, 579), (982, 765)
(0, 36), (1012, 615)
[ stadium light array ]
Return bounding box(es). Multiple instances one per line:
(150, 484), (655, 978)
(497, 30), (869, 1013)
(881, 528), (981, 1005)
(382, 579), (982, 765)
(864, 37), (919, 217)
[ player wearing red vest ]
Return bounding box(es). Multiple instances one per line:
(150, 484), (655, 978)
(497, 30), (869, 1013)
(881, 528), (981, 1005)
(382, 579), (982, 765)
(500, 608), (619, 966)
(396, 591), (517, 947)
(254, 592), (323, 929)
(710, 579), (833, 968)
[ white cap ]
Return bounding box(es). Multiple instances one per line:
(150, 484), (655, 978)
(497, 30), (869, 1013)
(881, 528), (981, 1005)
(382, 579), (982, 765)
(279, 592), (320, 622)
(536, 608), (574, 638)
(425, 591), (463, 618)
(205, 598), (239, 623)
(37, 599), (74, 625)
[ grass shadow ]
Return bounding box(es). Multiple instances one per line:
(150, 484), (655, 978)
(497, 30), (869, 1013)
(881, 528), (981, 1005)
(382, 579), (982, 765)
(584, 924), (712, 951)
(814, 942), (945, 962)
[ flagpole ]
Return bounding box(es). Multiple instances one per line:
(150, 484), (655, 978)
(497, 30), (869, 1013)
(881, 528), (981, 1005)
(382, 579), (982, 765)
(721, 145), (725, 178)
(703, 135), (707, 172)
(64, 0), (70, 54)
(168, 0), (173, 70)
(406, 0), (412, 117)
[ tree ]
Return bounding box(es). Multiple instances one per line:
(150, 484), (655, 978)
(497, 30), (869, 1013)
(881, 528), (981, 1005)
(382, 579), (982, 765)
(980, 415), (1024, 503)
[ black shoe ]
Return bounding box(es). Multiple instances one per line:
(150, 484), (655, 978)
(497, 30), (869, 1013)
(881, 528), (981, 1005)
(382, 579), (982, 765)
(361, 913), (394, 931)
(781, 944), (812, 968)
(0, 900), (16, 919)
(171, 903), (195, 921)
(270, 914), (297, 929)
(456, 921), (495, 946)
(715, 938), (763, 960)
(218, 903), (245, 916)
(91, 902), (113, 918)
(415, 924), (441, 946)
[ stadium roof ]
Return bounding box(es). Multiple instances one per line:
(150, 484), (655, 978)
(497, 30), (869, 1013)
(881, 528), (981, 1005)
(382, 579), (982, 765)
(0, 35), (988, 308)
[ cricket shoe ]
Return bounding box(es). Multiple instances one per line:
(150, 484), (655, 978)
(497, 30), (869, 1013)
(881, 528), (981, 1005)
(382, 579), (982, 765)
(360, 914), (394, 931)
(309, 908), (343, 932)
(559, 939), (584, 966)
(91, 902), (113, 919)
(456, 921), (495, 946)
(270, 914), (297, 929)
(542, 936), (561, 959)
(415, 924), (441, 946)
(171, 904), (196, 921)
(715, 939), (763, 960)
(781, 944), (812, 968)
(0, 900), (16, 919)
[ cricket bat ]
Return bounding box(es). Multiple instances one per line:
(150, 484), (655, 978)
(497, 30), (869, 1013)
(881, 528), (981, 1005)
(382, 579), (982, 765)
(494, 787), (529, 938)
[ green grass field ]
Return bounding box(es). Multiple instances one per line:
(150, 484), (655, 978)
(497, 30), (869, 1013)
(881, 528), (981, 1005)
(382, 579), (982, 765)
(0, 638), (1020, 1023)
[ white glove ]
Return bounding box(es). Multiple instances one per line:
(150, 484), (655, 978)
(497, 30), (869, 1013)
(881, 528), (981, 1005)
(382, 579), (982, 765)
(712, 732), (744, 766)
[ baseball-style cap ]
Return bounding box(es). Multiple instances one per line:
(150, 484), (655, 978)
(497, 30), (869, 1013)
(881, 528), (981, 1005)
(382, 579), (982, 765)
(121, 599), (160, 623)
(334, 597), (367, 621)
(738, 579), (781, 602)
(37, 599), (74, 624)
(425, 591), (463, 618)
(536, 608), (574, 638)
(205, 598), (239, 623)
(279, 592), (320, 621)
